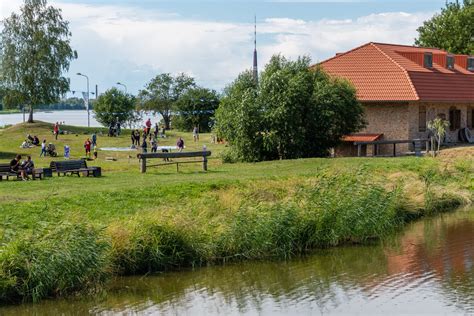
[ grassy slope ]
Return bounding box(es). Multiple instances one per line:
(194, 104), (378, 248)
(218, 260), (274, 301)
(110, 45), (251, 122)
(0, 122), (472, 303)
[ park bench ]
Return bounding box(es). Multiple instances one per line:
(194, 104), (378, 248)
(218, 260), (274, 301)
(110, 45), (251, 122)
(137, 151), (211, 173)
(50, 160), (101, 177)
(0, 163), (44, 180)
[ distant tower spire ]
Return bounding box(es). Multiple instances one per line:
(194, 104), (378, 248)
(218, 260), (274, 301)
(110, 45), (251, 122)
(253, 15), (258, 84)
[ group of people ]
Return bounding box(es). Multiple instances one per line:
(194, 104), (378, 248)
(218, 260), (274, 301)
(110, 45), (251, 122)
(84, 132), (98, 159)
(20, 134), (40, 148)
(9, 155), (35, 181)
(108, 121), (121, 137)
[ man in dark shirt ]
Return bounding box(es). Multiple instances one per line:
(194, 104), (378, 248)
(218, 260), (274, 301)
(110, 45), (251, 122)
(10, 155), (27, 180)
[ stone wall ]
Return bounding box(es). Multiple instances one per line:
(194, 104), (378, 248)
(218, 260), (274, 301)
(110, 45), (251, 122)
(361, 103), (410, 154)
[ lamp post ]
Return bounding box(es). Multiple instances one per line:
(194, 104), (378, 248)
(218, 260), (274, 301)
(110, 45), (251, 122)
(77, 72), (90, 127)
(116, 82), (127, 93)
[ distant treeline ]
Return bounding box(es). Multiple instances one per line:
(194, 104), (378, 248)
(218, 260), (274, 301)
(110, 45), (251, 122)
(0, 97), (93, 111)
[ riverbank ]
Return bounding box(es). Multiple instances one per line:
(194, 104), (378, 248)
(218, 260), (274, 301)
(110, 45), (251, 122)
(0, 122), (472, 304)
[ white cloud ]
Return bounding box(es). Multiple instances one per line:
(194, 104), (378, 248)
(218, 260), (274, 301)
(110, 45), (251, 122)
(1, 1), (433, 93)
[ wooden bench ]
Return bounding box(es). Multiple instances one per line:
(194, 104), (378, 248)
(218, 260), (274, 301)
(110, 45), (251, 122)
(137, 151), (212, 173)
(0, 163), (44, 180)
(50, 160), (101, 177)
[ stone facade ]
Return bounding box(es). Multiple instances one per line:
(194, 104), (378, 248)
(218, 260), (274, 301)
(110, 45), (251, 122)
(360, 102), (410, 154)
(408, 102), (474, 143)
(342, 102), (474, 156)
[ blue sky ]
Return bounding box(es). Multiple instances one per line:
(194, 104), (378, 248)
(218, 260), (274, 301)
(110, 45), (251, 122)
(0, 0), (447, 95)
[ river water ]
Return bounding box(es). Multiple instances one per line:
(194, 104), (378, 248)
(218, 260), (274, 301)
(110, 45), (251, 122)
(0, 110), (161, 128)
(1, 207), (473, 315)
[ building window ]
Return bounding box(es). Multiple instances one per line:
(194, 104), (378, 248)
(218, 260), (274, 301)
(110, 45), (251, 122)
(468, 57), (474, 71)
(468, 108), (474, 129)
(447, 55), (455, 69)
(419, 105), (426, 132)
(424, 53), (433, 68)
(449, 106), (461, 131)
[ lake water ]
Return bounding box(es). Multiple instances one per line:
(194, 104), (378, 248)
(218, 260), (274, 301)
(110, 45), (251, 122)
(1, 207), (473, 315)
(0, 110), (162, 128)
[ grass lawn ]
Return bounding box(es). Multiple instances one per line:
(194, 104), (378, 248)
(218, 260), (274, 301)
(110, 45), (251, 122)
(0, 121), (472, 303)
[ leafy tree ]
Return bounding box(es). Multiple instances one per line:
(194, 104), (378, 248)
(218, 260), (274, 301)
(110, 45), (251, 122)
(137, 73), (195, 130)
(0, 0), (77, 122)
(93, 88), (137, 128)
(215, 55), (365, 162)
(415, 0), (474, 55)
(173, 87), (220, 133)
(214, 71), (262, 162)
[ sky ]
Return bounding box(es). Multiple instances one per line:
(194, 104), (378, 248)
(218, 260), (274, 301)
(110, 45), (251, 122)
(0, 0), (447, 96)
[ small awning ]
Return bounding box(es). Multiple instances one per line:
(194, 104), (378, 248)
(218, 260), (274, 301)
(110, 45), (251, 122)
(342, 133), (383, 142)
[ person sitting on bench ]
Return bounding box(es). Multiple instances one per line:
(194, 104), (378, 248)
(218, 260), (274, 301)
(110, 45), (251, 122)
(10, 155), (28, 180)
(22, 156), (35, 176)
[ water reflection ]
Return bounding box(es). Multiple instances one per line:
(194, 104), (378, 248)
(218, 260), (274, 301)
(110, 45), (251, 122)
(1, 208), (473, 315)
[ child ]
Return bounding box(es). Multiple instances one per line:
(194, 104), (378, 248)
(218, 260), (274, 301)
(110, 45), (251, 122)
(93, 146), (98, 159)
(40, 139), (47, 157)
(84, 138), (92, 158)
(151, 137), (158, 153)
(176, 137), (184, 152)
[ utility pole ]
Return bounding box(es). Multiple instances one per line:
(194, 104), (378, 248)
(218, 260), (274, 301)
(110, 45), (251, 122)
(77, 73), (90, 127)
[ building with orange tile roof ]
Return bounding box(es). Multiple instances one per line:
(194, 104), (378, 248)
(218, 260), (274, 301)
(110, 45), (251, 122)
(317, 42), (474, 156)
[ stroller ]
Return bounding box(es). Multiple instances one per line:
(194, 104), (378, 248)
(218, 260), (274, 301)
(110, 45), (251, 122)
(47, 143), (58, 157)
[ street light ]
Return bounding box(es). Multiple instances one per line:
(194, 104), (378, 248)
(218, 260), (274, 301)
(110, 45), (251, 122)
(77, 72), (90, 127)
(116, 82), (127, 93)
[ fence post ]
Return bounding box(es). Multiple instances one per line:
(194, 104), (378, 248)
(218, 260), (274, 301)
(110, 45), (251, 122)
(203, 154), (208, 171)
(140, 156), (146, 173)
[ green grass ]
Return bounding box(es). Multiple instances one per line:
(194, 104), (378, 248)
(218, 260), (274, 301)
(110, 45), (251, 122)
(0, 121), (472, 303)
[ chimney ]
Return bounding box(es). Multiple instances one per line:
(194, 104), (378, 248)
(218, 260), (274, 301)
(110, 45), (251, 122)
(454, 55), (468, 69)
(432, 53), (447, 68)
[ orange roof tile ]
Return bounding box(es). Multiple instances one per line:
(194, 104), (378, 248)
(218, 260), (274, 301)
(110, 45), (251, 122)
(342, 133), (383, 142)
(318, 42), (474, 102)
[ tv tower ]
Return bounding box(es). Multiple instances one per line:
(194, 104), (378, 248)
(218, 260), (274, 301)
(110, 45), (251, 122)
(253, 15), (258, 84)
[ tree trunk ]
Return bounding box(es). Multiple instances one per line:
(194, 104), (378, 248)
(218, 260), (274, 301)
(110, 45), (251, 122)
(27, 106), (34, 123)
(437, 134), (442, 155)
(163, 115), (171, 130)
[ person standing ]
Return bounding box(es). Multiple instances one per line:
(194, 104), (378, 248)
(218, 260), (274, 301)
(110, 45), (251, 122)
(40, 139), (47, 157)
(136, 129), (141, 146)
(53, 122), (59, 140)
(84, 138), (92, 158)
(91, 132), (97, 147)
(130, 130), (135, 147)
(145, 118), (152, 135)
(193, 126), (199, 142)
(116, 121), (121, 136)
(176, 137), (184, 152)
(141, 137), (148, 153)
(151, 137), (158, 153)
(154, 123), (159, 139)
